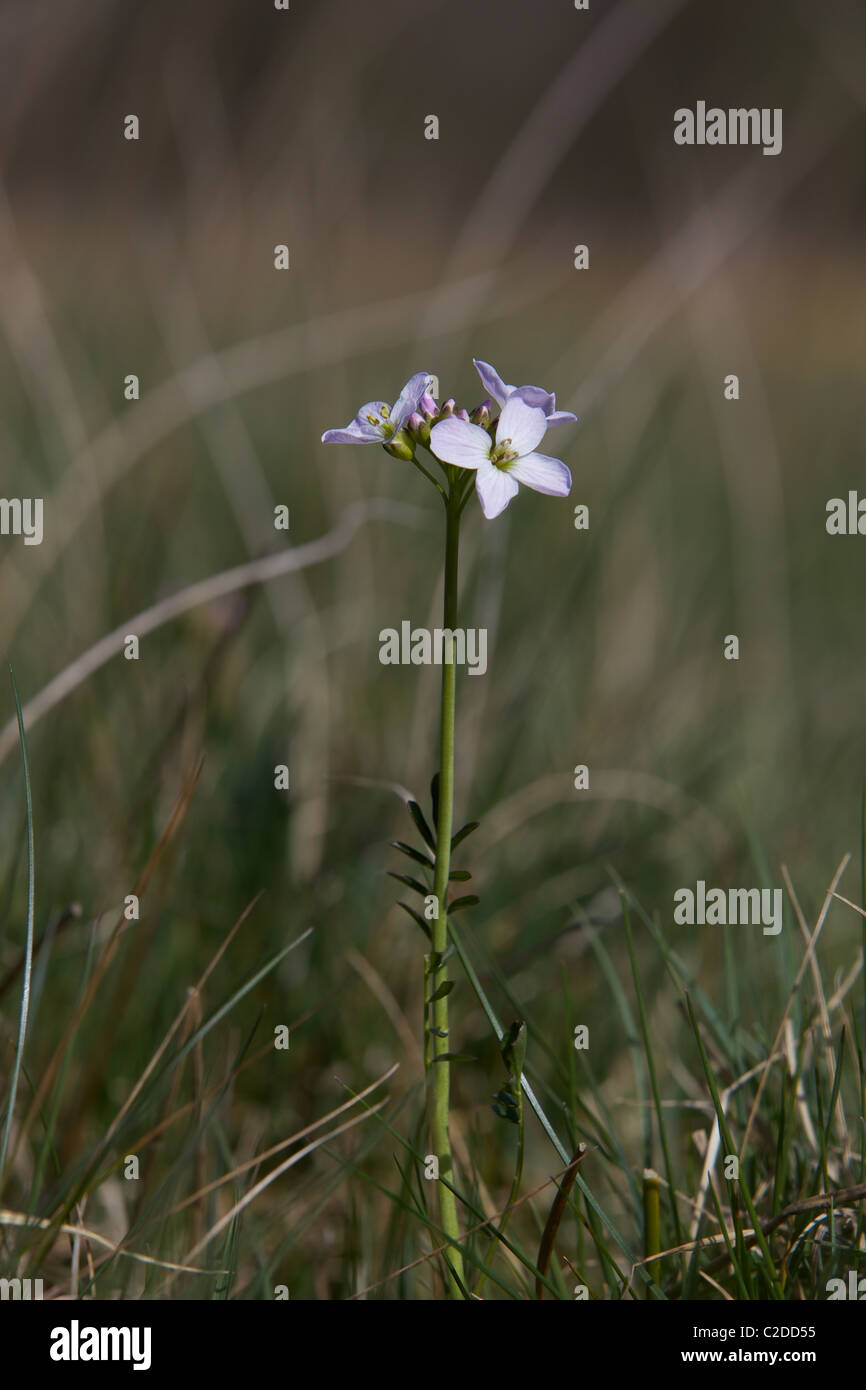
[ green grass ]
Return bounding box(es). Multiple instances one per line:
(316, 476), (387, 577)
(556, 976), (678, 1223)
(1, 252), (865, 1298)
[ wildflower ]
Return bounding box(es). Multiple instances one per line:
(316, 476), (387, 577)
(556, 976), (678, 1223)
(321, 371), (434, 446)
(430, 395), (572, 519)
(473, 358), (577, 427)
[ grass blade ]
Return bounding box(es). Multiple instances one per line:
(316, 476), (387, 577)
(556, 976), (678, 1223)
(0, 664), (36, 1190)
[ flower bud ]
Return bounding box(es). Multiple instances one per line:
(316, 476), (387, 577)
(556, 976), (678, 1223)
(383, 430), (416, 461)
(439, 398), (456, 419)
(469, 399), (492, 428)
(406, 410), (431, 446)
(456, 408), (470, 422)
(420, 392), (438, 420)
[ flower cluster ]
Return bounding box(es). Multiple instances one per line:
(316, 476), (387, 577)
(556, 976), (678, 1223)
(322, 360), (576, 520)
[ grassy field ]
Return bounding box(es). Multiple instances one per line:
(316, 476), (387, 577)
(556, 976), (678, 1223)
(1, 251), (864, 1299)
(1, 0), (866, 1301)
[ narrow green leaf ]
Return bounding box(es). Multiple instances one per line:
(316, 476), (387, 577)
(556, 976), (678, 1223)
(451, 820), (480, 851)
(685, 993), (785, 1300)
(623, 899), (684, 1256)
(408, 800), (436, 850)
(448, 895), (479, 913)
(387, 871), (428, 898)
(432, 1052), (475, 1063)
(0, 664), (36, 1189)
(444, 915), (645, 1283)
(448, 869), (471, 881)
(397, 901), (431, 941)
(824, 1027), (846, 1151)
(428, 981), (454, 1002)
(391, 840), (433, 869)
(167, 929), (314, 1075)
(430, 773), (440, 828)
(501, 1020), (527, 1079)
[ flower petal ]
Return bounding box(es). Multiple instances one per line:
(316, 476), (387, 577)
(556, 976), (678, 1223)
(429, 418), (491, 470)
(496, 396), (548, 457)
(545, 409), (578, 427)
(506, 450), (572, 497)
(321, 401), (390, 445)
(390, 372), (435, 431)
(473, 359), (512, 408)
(321, 428), (365, 444)
(475, 460), (520, 519)
(511, 384), (556, 416)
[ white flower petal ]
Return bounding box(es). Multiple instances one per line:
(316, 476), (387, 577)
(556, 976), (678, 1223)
(475, 460), (520, 519)
(512, 384), (556, 416)
(506, 451), (572, 497)
(429, 418), (491, 470)
(322, 401), (390, 444)
(496, 397), (547, 457)
(390, 372), (435, 431)
(473, 359), (512, 407)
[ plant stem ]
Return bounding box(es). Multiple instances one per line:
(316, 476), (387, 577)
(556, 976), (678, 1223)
(473, 1077), (523, 1298)
(643, 1167), (661, 1298)
(429, 487), (465, 1296)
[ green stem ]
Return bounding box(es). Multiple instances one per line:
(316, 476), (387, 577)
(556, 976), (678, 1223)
(429, 487), (465, 1297)
(643, 1167), (661, 1298)
(410, 454), (447, 499)
(473, 1077), (523, 1298)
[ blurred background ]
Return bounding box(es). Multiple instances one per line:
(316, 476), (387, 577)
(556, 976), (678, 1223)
(1, 0), (865, 1298)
